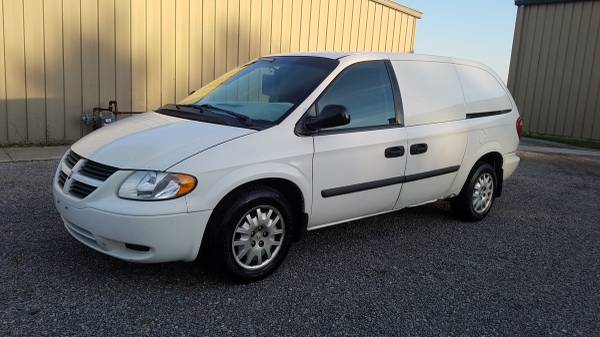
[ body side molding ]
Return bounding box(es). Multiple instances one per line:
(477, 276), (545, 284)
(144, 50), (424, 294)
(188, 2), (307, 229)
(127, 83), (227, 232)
(466, 109), (512, 119)
(321, 165), (460, 198)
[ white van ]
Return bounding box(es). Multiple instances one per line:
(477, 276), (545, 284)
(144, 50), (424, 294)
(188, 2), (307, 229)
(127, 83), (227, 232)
(53, 53), (521, 280)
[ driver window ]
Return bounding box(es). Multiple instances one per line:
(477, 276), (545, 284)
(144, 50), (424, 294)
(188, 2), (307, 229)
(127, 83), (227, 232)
(316, 61), (397, 130)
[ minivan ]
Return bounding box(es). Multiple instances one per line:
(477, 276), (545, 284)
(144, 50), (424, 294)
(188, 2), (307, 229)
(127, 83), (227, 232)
(53, 52), (521, 280)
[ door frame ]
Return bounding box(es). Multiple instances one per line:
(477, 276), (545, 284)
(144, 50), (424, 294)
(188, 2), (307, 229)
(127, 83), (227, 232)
(294, 59), (406, 137)
(297, 59), (409, 227)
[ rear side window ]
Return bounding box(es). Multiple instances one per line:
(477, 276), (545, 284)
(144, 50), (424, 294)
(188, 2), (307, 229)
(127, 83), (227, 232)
(316, 61), (396, 130)
(392, 61), (465, 126)
(456, 65), (511, 113)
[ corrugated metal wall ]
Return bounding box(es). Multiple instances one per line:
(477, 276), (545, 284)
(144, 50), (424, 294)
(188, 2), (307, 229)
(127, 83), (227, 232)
(0, 0), (421, 145)
(508, 0), (600, 141)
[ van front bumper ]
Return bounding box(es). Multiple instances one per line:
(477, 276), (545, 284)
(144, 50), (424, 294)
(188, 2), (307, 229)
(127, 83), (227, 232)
(53, 184), (211, 263)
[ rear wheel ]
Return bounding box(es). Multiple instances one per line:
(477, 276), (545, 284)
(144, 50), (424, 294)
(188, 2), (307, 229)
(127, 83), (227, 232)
(205, 186), (294, 281)
(452, 163), (497, 221)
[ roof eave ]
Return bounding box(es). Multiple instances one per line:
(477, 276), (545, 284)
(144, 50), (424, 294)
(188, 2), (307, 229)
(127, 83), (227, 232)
(515, 0), (594, 6)
(374, 0), (423, 19)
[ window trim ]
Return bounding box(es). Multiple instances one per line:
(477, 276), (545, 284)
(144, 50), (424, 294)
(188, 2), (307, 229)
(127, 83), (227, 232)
(385, 60), (405, 126)
(295, 60), (405, 137)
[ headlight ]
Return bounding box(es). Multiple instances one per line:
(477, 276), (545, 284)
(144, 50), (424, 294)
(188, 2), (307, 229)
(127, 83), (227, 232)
(118, 171), (197, 200)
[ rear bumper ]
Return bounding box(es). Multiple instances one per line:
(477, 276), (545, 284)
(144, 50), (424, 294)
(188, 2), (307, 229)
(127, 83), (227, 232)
(54, 184), (211, 263)
(502, 152), (520, 180)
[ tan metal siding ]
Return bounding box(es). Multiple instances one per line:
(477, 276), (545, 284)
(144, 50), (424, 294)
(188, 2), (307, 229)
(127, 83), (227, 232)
(63, 0), (83, 141)
(4, 0), (27, 143)
(508, 0), (600, 141)
(45, 0), (66, 142)
(115, 0), (132, 112)
(24, 0), (46, 143)
(0, 0), (420, 145)
(0, 0), (5, 144)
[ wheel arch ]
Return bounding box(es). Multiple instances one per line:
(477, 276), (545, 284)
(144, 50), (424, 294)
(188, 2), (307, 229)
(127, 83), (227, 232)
(213, 177), (306, 219)
(203, 173), (310, 247)
(450, 142), (505, 198)
(198, 177), (307, 277)
(476, 152), (503, 196)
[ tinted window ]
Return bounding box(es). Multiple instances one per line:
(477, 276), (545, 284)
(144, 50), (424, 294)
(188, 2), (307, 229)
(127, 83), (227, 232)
(456, 65), (511, 113)
(316, 61), (396, 130)
(392, 61), (466, 126)
(176, 56), (339, 124)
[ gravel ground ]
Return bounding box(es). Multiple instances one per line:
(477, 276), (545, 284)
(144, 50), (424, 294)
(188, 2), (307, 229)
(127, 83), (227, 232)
(1, 151), (599, 336)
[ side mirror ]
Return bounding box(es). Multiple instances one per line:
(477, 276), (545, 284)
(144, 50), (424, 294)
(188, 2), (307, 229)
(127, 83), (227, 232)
(305, 105), (351, 131)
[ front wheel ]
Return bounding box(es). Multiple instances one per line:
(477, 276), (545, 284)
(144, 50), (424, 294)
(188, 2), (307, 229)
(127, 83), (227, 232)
(451, 163), (497, 221)
(231, 205), (286, 271)
(206, 186), (294, 281)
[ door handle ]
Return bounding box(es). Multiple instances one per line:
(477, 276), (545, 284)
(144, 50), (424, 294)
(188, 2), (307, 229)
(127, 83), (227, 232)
(410, 143), (428, 155)
(385, 146), (405, 158)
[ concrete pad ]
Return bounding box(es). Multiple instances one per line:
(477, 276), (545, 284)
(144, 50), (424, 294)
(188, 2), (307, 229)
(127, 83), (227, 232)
(4, 146), (69, 162)
(0, 148), (11, 162)
(520, 137), (580, 149)
(519, 145), (600, 157)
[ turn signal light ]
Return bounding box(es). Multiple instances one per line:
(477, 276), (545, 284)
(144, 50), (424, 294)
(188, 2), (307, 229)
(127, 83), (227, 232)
(175, 174), (197, 197)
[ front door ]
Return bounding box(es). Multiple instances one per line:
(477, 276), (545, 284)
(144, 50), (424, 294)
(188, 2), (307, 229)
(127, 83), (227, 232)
(308, 61), (408, 227)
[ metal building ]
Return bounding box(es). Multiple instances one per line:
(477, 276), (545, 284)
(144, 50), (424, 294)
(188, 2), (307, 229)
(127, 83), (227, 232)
(508, 0), (600, 142)
(0, 0), (421, 145)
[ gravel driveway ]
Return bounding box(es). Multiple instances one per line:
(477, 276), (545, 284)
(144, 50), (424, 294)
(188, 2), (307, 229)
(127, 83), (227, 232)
(1, 151), (599, 336)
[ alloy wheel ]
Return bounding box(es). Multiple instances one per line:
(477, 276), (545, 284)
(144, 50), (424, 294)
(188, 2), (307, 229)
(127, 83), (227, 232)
(472, 172), (494, 214)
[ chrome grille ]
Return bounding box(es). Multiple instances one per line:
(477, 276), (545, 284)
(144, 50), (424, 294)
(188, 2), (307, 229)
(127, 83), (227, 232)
(64, 150), (81, 168)
(58, 171), (68, 188)
(69, 180), (97, 199)
(58, 150), (120, 199)
(79, 160), (118, 181)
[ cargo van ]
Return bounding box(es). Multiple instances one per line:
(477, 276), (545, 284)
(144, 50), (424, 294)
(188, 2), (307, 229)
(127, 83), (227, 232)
(53, 53), (521, 280)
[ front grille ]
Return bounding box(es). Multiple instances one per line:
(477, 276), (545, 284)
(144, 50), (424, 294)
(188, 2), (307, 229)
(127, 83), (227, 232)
(64, 150), (81, 168)
(69, 180), (97, 199)
(79, 160), (119, 181)
(58, 171), (68, 187)
(59, 150), (119, 199)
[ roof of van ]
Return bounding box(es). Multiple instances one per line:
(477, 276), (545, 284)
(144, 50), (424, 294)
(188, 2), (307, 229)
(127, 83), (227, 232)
(271, 51), (481, 64)
(267, 52), (495, 75)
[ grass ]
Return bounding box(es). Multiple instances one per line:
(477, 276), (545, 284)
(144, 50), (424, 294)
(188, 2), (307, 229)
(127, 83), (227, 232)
(526, 133), (600, 150)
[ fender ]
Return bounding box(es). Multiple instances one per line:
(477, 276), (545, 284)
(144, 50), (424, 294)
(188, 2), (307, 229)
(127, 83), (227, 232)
(186, 162), (312, 215)
(448, 140), (504, 197)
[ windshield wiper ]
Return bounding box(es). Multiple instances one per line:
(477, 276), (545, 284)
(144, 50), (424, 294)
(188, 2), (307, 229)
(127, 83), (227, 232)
(157, 104), (204, 115)
(173, 104), (204, 112)
(197, 104), (251, 125)
(159, 103), (253, 127)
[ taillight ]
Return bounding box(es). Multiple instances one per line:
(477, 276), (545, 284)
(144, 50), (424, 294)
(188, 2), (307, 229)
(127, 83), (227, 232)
(516, 117), (524, 138)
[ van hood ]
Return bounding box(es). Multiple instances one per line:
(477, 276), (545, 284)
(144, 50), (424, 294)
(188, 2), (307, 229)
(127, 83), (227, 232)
(71, 112), (255, 170)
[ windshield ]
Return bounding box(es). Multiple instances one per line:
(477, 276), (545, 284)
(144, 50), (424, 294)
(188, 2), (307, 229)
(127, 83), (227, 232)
(168, 56), (339, 128)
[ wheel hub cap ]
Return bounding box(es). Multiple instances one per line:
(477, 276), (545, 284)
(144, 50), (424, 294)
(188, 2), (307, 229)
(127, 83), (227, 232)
(232, 206), (285, 270)
(472, 172), (494, 214)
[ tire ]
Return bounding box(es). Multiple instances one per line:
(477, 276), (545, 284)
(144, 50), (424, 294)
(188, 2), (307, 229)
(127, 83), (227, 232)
(204, 186), (295, 281)
(451, 163), (497, 221)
